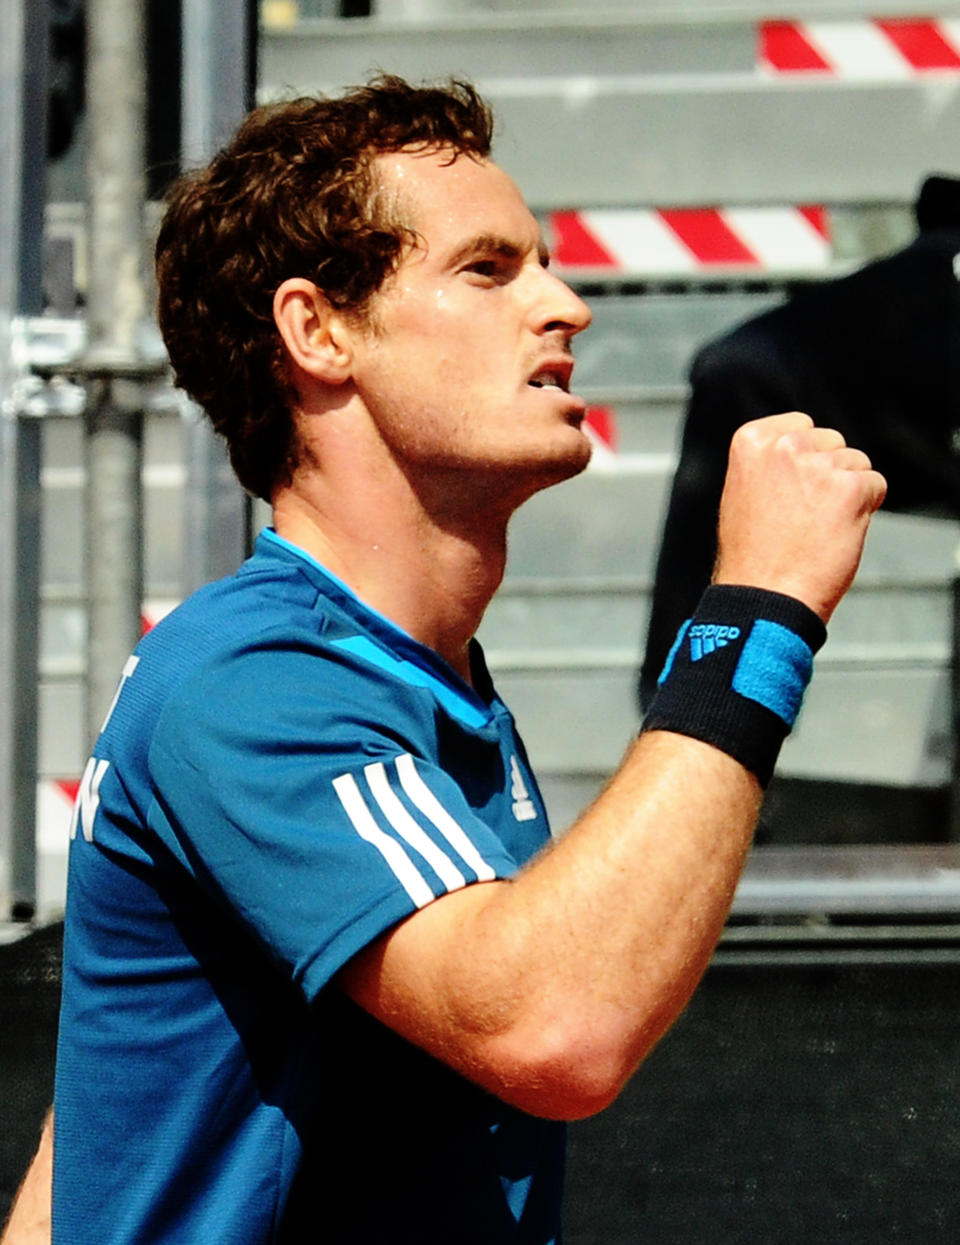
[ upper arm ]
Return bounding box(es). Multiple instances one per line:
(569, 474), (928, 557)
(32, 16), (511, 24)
(335, 877), (547, 1106)
(148, 647), (524, 1000)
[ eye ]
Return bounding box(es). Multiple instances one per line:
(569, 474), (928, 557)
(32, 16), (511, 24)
(463, 259), (502, 280)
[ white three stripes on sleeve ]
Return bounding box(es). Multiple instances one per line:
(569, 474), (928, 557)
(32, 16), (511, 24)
(331, 772), (435, 907)
(394, 753), (497, 884)
(364, 761), (467, 891)
(331, 753), (498, 908)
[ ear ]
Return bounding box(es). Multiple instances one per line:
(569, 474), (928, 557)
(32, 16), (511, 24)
(273, 278), (355, 385)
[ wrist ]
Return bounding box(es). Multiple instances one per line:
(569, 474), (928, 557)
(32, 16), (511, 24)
(640, 584), (826, 787)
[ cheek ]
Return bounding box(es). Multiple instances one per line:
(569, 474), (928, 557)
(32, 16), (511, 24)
(370, 289), (517, 411)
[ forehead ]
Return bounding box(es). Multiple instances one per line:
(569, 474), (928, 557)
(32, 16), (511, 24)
(373, 147), (543, 260)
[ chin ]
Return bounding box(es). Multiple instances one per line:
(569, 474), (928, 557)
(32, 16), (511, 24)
(521, 438), (593, 498)
(552, 429), (594, 478)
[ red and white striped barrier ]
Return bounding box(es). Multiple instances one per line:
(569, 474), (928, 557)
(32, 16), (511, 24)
(759, 17), (960, 76)
(584, 405), (617, 452)
(37, 779), (80, 855)
(36, 599), (180, 857)
(141, 599), (178, 634)
(548, 205), (831, 277)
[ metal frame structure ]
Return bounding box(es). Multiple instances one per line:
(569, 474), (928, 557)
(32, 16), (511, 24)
(0, 0), (258, 922)
(3, 1), (960, 923)
(260, 8), (960, 210)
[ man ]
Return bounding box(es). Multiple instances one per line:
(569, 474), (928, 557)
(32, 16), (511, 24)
(48, 76), (884, 1243)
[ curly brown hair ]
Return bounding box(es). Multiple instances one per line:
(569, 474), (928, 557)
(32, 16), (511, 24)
(155, 75), (494, 501)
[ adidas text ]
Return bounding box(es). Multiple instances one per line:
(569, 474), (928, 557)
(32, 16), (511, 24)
(689, 623), (740, 662)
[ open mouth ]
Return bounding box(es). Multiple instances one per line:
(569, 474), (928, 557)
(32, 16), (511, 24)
(528, 368), (570, 394)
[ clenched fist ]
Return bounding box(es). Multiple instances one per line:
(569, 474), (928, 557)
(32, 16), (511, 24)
(714, 412), (887, 623)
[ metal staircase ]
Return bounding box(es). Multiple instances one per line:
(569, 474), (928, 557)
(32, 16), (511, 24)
(5, 0), (960, 921)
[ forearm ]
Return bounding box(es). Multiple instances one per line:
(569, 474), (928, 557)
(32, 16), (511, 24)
(344, 728), (760, 1118)
(472, 730), (760, 1107)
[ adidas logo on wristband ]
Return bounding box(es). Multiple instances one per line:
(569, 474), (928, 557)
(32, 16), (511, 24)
(688, 623), (741, 662)
(644, 585), (827, 787)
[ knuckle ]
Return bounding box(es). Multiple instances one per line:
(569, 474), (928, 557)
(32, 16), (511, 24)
(730, 419), (763, 447)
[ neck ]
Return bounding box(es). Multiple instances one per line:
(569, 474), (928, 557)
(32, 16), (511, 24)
(272, 474), (509, 683)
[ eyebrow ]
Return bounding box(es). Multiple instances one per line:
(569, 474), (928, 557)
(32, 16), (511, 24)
(445, 232), (551, 270)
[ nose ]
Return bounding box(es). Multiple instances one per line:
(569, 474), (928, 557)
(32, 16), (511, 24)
(535, 267), (592, 338)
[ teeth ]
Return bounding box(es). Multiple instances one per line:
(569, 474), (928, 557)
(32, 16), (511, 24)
(530, 372), (565, 391)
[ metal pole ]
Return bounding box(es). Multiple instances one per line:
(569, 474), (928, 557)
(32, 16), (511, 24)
(181, 0), (257, 166)
(0, 0), (47, 920)
(179, 0), (256, 594)
(951, 576), (960, 842)
(82, 0), (149, 745)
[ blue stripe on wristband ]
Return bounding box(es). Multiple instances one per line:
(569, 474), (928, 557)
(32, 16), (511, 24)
(657, 619), (691, 686)
(732, 619), (815, 727)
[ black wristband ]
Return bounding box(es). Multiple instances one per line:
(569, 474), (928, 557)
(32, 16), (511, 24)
(640, 585), (827, 787)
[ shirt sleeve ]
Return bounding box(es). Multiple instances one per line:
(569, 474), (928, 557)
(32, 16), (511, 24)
(146, 642), (520, 1001)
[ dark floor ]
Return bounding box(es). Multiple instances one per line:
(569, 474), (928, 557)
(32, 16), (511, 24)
(0, 921), (61, 1226)
(565, 956), (960, 1244)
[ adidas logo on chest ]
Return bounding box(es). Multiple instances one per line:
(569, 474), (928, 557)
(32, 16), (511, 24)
(509, 755), (537, 822)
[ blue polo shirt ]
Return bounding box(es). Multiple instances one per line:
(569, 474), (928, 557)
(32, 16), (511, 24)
(53, 529), (565, 1244)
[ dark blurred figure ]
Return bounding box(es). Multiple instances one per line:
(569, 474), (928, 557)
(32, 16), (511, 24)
(47, 0), (85, 160)
(641, 174), (960, 706)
